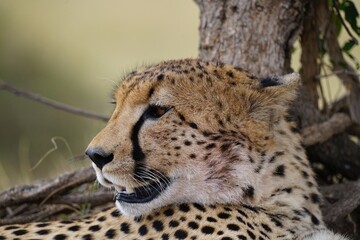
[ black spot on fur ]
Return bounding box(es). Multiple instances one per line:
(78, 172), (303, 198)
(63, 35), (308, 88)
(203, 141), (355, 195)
(207, 217), (217, 222)
(242, 185), (255, 198)
(36, 223), (49, 228)
(242, 204), (261, 213)
(162, 233), (169, 240)
(311, 214), (320, 225)
(152, 220), (164, 232)
(120, 222), (130, 234)
(202, 131), (212, 137)
(218, 212), (231, 219)
(138, 225), (148, 236)
(302, 171), (309, 179)
(226, 71), (234, 78)
(169, 220), (179, 228)
(12, 230), (28, 236)
(54, 234), (67, 240)
(174, 229), (188, 239)
(179, 203), (190, 212)
(202, 226), (215, 234)
(188, 221), (199, 229)
(189, 122), (198, 129)
(227, 224), (240, 231)
(157, 74), (164, 81)
(105, 229), (116, 239)
(68, 225), (80, 231)
(184, 140), (192, 146)
(220, 143), (231, 152)
(82, 234), (93, 240)
(310, 193), (320, 203)
(163, 208), (174, 216)
(36, 229), (51, 235)
(189, 154), (196, 159)
(205, 143), (216, 149)
(89, 225), (101, 232)
(273, 165), (285, 176)
(60, 220), (73, 224)
(4, 226), (19, 230)
(247, 230), (256, 240)
(222, 237), (233, 240)
(261, 223), (272, 232)
(193, 203), (206, 212)
(178, 114), (186, 121)
(148, 87), (155, 98)
(111, 210), (120, 217)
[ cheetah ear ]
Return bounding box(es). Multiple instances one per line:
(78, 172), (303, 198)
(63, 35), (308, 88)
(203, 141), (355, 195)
(249, 73), (301, 122)
(260, 72), (301, 103)
(260, 73), (300, 90)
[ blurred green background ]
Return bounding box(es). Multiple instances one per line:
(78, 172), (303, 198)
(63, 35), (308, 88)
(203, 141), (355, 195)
(0, 1), (359, 191)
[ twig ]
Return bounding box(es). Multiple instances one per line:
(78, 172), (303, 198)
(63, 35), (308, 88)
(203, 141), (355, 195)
(316, 70), (360, 79)
(49, 191), (114, 206)
(0, 167), (96, 207)
(0, 81), (108, 122)
(301, 113), (352, 146)
(332, 0), (359, 45)
(0, 205), (70, 225)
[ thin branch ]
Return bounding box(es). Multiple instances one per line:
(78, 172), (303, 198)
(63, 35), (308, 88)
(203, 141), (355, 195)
(49, 191), (114, 206)
(0, 167), (96, 208)
(316, 70), (360, 79)
(301, 113), (352, 146)
(333, 0), (359, 45)
(0, 81), (108, 122)
(321, 179), (360, 223)
(0, 205), (70, 225)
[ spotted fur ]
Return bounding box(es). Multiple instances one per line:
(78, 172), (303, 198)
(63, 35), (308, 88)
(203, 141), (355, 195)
(0, 59), (347, 240)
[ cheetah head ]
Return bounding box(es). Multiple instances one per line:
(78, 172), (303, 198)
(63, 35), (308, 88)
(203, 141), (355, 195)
(86, 59), (300, 216)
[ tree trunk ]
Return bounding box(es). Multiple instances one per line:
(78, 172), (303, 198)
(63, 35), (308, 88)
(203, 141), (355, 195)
(196, 0), (304, 77)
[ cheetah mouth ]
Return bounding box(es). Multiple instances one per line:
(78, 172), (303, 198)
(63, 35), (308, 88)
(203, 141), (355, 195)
(115, 178), (170, 204)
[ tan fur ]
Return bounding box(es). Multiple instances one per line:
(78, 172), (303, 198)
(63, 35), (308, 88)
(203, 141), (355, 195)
(0, 59), (346, 240)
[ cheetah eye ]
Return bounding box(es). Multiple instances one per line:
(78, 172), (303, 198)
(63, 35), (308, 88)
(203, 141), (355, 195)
(145, 105), (171, 119)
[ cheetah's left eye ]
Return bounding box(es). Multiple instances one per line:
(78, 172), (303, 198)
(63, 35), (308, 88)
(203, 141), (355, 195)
(145, 105), (171, 119)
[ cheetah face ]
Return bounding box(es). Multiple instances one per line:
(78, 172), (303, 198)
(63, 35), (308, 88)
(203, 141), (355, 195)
(86, 59), (300, 216)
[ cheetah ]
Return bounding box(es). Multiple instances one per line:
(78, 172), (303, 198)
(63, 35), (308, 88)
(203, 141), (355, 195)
(0, 59), (348, 239)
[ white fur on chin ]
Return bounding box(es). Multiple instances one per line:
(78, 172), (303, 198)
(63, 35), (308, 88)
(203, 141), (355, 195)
(303, 230), (349, 240)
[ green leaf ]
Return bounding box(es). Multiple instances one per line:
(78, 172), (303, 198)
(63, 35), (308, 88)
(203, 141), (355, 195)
(344, 51), (360, 70)
(342, 39), (357, 52)
(342, 0), (360, 35)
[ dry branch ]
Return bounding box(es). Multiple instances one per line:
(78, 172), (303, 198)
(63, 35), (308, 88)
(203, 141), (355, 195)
(321, 179), (360, 224)
(301, 113), (352, 146)
(0, 81), (109, 122)
(49, 191), (114, 206)
(0, 205), (70, 225)
(0, 167), (95, 208)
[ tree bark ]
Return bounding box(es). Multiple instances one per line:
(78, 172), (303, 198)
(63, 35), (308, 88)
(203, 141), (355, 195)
(195, 0), (304, 77)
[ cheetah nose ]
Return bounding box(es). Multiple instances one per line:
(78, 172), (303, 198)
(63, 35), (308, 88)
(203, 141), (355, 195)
(85, 147), (114, 170)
